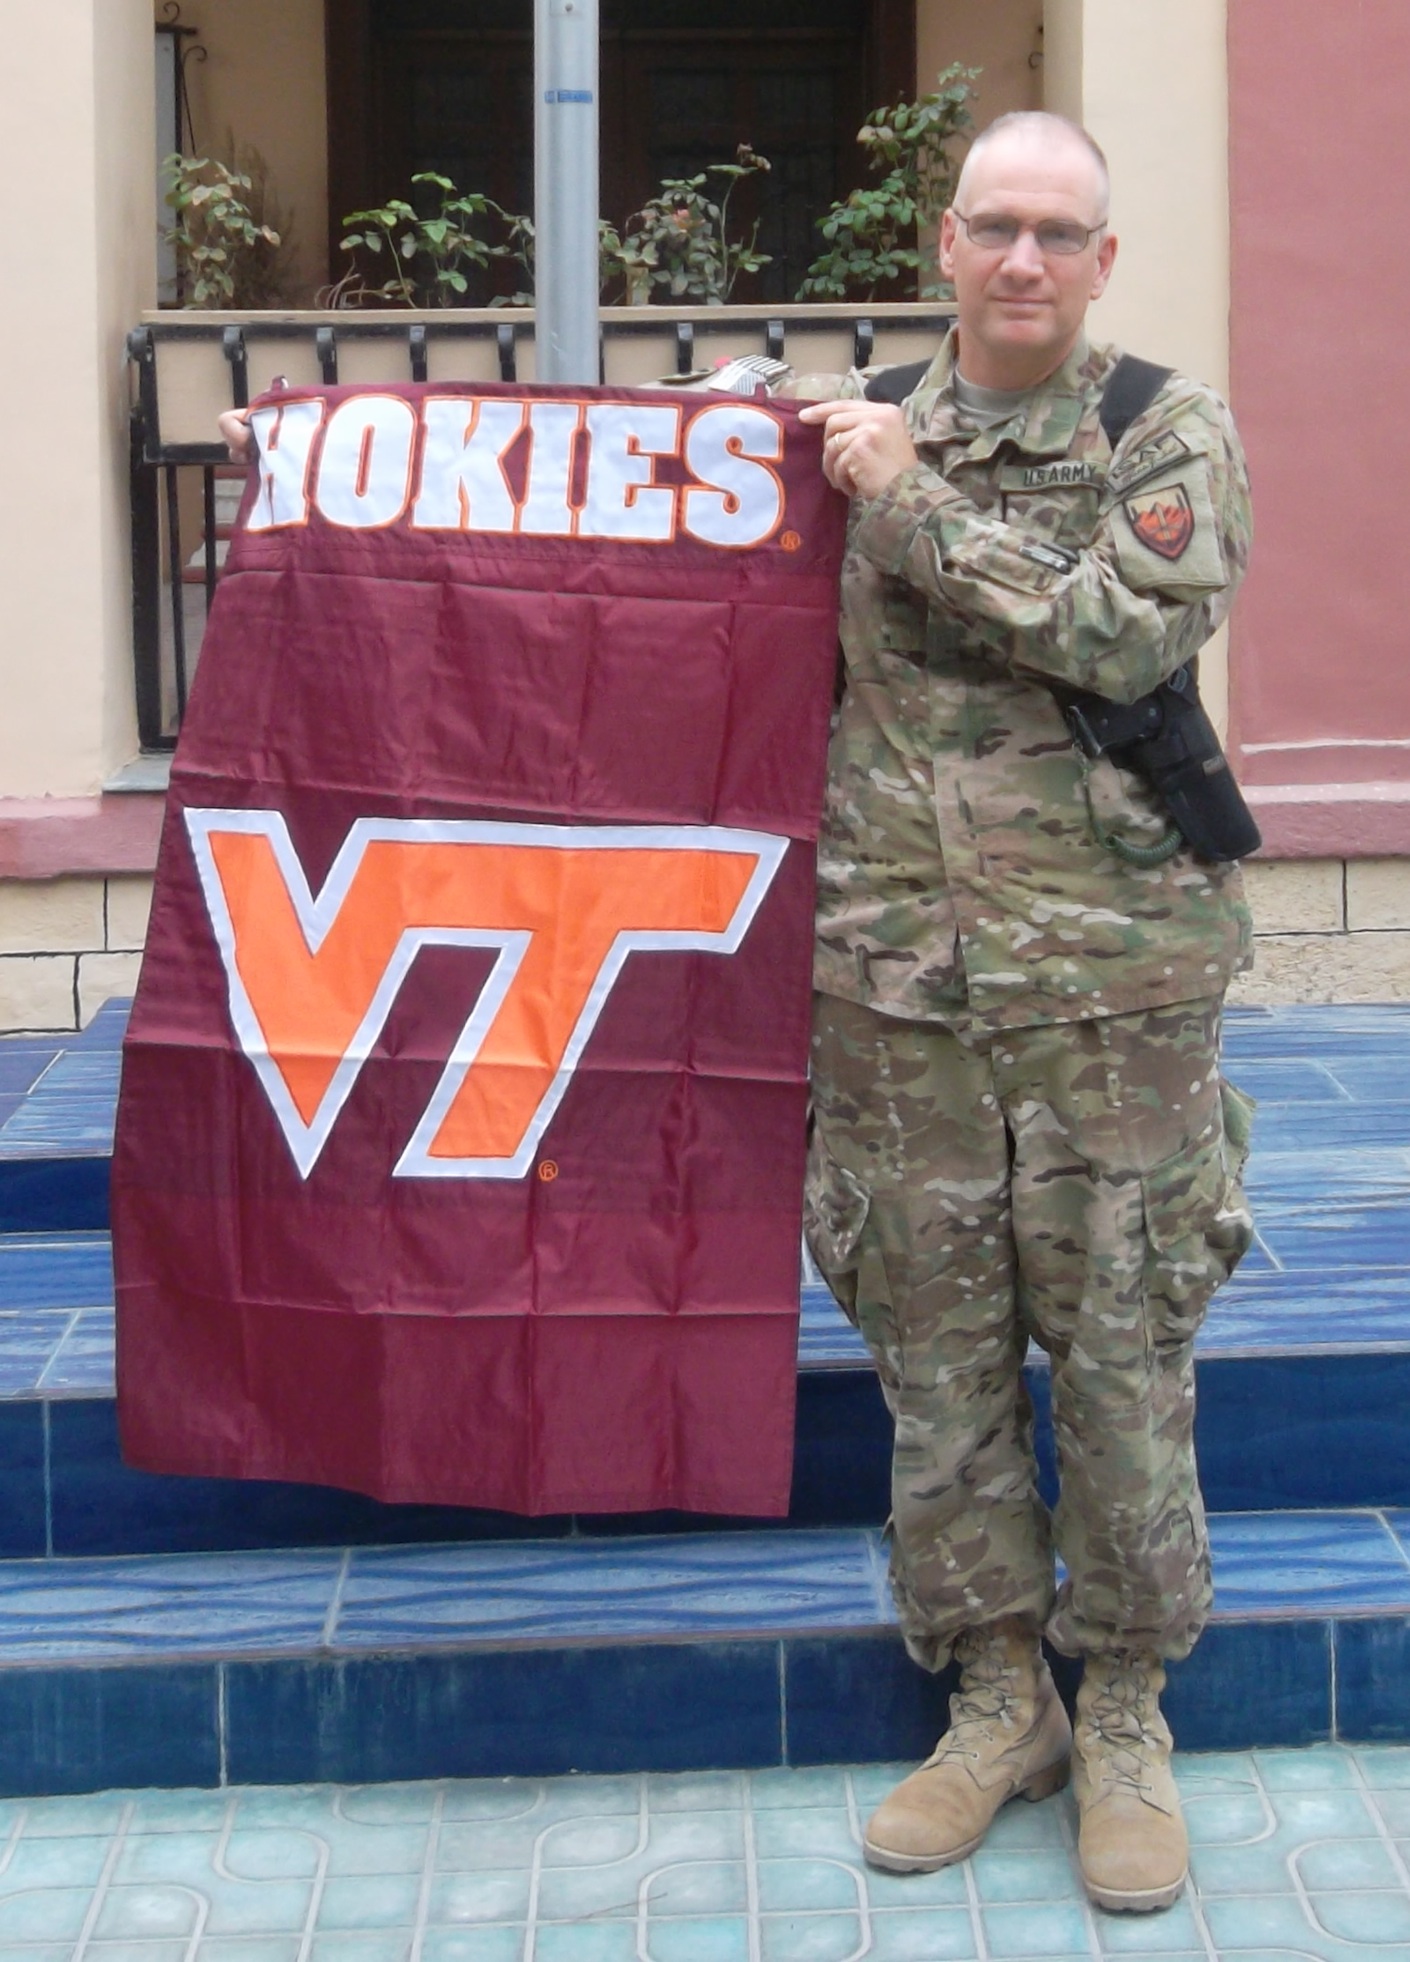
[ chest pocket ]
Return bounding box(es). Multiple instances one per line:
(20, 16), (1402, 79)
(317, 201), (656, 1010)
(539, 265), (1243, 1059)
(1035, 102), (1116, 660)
(1000, 461), (1104, 553)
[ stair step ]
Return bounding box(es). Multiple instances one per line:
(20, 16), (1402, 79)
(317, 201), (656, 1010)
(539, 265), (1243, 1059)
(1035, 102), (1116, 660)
(11, 1001), (1410, 1229)
(3, 1238), (1409, 1556)
(0, 1514), (1403, 1795)
(0, 1004), (124, 1233)
(5, 1002), (1410, 1550)
(0, 1320), (892, 1557)
(0, 1004), (1407, 1796)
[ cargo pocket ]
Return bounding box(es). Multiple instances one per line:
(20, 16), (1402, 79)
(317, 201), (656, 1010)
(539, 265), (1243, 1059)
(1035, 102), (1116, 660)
(1219, 1075), (1256, 1183)
(803, 1132), (871, 1324)
(1140, 1108), (1254, 1350)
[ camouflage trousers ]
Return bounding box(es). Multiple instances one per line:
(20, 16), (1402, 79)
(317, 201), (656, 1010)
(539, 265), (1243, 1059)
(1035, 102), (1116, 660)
(804, 992), (1254, 1668)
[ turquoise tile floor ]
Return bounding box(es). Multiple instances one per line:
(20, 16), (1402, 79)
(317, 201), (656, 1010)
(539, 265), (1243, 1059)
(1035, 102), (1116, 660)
(1, 1746), (1408, 1960)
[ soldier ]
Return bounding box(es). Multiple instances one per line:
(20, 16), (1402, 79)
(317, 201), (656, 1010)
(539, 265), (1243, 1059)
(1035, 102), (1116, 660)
(792, 111), (1255, 1914)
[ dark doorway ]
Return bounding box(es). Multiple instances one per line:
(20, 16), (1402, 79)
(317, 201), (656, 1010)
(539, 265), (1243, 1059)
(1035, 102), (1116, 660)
(327, 0), (914, 303)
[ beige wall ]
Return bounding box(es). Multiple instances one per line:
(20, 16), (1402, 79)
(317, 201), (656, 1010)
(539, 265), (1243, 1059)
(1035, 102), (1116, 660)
(1048, 0), (1229, 393)
(1042, 0), (1084, 125)
(1043, 0), (1232, 730)
(176, 0), (329, 303)
(98, 2), (163, 772)
(0, 0), (153, 800)
(916, 0), (1044, 125)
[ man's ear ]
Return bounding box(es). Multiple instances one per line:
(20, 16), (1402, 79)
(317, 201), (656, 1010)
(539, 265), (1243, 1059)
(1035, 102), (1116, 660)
(938, 208), (959, 282)
(1091, 230), (1118, 301)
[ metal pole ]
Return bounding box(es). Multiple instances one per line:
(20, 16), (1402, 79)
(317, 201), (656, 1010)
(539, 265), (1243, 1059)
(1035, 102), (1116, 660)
(534, 0), (600, 383)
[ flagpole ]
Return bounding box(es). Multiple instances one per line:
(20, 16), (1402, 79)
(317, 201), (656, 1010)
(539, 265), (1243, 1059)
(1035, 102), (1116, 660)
(534, 0), (601, 384)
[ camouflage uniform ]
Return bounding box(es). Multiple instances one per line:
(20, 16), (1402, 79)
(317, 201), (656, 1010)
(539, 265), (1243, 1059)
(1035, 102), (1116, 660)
(794, 330), (1256, 1666)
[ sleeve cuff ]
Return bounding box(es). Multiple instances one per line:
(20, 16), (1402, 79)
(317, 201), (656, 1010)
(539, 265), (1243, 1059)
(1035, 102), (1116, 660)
(852, 464), (954, 574)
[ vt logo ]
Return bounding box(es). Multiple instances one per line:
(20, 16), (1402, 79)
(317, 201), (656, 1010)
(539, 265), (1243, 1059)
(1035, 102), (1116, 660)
(184, 810), (787, 1180)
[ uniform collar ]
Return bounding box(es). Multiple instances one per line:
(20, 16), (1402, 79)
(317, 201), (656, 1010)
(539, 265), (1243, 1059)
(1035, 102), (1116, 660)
(915, 327), (1094, 459)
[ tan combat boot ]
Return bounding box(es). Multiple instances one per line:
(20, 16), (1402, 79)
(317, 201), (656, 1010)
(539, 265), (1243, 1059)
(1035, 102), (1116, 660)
(863, 1617), (1072, 1872)
(1073, 1651), (1188, 1913)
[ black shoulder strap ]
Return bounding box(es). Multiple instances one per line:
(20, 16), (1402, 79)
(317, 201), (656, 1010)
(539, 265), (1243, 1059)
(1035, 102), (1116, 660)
(862, 342), (950, 407)
(864, 343), (1172, 444)
(1099, 354), (1173, 450)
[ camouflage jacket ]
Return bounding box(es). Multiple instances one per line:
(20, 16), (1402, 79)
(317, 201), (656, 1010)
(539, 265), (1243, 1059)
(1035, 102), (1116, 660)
(789, 328), (1254, 1031)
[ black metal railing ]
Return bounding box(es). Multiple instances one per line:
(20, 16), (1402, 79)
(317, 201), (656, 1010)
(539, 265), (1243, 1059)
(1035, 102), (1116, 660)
(127, 306), (953, 748)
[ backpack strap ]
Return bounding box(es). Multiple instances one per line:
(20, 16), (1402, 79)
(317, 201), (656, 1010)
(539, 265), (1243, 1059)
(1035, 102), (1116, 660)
(864, 343), (1172, 448)
(862, 347), (948, 406)
(1099, 353), (1174, 449)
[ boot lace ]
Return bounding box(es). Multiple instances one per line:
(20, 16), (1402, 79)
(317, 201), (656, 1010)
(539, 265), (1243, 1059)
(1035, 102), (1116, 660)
(930, 1633), (1027, 1767)
(1085, 1656), (1163, 1797)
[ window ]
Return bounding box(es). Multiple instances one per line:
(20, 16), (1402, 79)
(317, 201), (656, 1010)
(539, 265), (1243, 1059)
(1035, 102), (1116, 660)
(328, 0), (914, 302)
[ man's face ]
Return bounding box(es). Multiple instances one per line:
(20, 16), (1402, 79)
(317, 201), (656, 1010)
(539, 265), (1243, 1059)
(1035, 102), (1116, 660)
(938, 134), (1118, 389)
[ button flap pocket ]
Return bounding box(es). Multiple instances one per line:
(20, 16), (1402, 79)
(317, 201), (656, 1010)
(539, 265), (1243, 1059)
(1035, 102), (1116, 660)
(1141, 1123), (1226, 1254)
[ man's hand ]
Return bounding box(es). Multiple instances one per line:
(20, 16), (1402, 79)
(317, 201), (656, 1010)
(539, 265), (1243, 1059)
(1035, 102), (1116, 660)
(219, 408), (254, 465)
(797, 399), (918, 501)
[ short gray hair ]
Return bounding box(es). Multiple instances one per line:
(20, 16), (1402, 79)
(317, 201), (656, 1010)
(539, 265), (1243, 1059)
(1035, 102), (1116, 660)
(954, 111), (1110, 221)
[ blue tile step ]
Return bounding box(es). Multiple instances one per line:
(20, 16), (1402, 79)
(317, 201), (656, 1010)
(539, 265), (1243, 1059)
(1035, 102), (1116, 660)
(0, 1513), (1405, 1796)
(0, 1231), (886, 1555)
(1, 1233), (1409, 1559)
(3, 1228), (1409, 1559)
(0, 1002), (124, 1233)
(4, 999), (1410, 1540)
(6, 996), (1410, 1223)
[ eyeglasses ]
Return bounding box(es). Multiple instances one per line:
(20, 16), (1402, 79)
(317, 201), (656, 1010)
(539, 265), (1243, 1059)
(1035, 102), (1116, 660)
(952, 210), (1106, 257)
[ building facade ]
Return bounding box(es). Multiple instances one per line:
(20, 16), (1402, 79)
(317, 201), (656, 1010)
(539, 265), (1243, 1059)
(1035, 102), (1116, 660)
(0, 0), (1404, 1032)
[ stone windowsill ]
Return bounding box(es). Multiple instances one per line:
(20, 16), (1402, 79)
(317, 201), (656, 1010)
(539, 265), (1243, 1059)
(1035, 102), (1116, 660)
(103, 755), (172, 796)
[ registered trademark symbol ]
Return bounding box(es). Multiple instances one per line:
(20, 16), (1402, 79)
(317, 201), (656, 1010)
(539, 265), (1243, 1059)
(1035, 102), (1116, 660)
(538, 1160), (559, 1182)
(780, 530), (802, 552)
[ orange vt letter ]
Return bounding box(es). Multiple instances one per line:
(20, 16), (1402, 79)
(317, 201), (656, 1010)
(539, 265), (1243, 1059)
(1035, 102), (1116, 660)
(185, 811), (786, 1178)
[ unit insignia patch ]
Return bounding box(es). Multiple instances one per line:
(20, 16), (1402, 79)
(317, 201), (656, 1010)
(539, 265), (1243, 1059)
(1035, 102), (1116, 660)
(1124, 483), (1195, 561)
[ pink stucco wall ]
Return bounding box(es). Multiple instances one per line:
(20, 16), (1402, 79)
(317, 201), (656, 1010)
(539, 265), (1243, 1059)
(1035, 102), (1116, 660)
(1230, 0), (1410, 848)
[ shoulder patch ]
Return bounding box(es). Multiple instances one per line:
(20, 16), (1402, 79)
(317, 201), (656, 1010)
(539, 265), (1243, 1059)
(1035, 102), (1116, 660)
(1000, 460), (1100, 493)
(1123, 484), (1194, 561)
(1108, 429), (1193, 496)
(1113, 458), (1227, 594)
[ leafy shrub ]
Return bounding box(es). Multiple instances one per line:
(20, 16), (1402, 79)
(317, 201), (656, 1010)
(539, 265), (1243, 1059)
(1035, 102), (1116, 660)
(613, 147), (772, 305)
(331, 148), (773, 309)
(164, 152), (285, 309)
(329, 172), (515, 308)
(798, 65), (978, 301)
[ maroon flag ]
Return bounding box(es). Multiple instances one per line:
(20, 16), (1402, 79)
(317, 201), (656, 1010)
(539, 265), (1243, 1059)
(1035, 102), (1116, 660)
(112, 381), (845, 1515)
